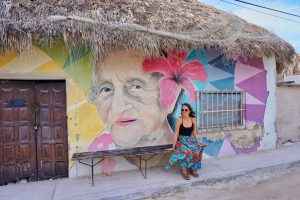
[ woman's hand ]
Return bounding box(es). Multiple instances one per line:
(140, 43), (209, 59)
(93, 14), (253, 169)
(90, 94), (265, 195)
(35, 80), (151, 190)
(197, 143), (206, 147)
(166, 147), (174, 151)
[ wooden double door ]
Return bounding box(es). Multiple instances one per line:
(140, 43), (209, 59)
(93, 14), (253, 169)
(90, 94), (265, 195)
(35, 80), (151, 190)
(0, 80), (68, 185)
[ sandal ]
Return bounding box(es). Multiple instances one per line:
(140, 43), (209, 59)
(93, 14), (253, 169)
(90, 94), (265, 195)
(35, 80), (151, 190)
(181, 169), (190, 180)
(190, 169), (199, 178)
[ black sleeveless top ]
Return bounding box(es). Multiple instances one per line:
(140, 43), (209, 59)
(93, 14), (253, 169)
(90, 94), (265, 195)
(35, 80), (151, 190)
(179, 117), (194, 136)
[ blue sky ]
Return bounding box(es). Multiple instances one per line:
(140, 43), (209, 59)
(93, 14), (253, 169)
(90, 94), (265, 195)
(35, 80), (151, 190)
(200, 0), (300, 53)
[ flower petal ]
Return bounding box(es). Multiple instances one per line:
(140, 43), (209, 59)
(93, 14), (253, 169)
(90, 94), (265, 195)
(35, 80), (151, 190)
(158, 78), (178, 106)
(88, 133), (113, 152)
(142, 57), (173, 77)
(181, 60), (207, 82)
(181, 78), (197, 103)
(167, 50), (187, 70)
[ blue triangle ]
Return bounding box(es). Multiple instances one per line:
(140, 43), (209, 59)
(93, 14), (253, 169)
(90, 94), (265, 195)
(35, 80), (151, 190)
(208, 55), (236, 75)
(186, 49), (207, 64)
(210, 77), (234, 90)
(200, 138), (224, 157)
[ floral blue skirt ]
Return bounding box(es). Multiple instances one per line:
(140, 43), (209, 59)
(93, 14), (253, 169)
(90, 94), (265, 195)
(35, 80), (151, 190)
(165, 135), (204, 169)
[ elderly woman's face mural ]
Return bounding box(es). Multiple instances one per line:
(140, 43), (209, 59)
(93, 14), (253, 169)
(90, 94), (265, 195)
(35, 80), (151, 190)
(91, 50), (206, 149)
(94, 52), (171, 148)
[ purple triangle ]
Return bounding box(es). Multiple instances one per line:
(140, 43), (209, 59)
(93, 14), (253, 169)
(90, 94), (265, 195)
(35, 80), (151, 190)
(237, 71), (268, 103)
(244, 104), (266, 127)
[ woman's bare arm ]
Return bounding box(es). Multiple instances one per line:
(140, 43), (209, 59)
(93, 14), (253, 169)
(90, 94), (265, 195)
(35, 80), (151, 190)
(192, 117), (205, 147)
(167, 117), (181, 151)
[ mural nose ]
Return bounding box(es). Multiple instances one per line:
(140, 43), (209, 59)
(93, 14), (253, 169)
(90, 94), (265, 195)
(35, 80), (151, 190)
(110, 88), (128, 114)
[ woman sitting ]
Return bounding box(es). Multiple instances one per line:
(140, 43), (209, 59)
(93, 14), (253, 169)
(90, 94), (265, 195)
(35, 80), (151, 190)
(166, 103), (205, 180)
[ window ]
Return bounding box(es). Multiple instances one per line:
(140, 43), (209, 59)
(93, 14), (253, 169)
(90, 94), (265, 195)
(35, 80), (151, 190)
(197, 91), (245, 132)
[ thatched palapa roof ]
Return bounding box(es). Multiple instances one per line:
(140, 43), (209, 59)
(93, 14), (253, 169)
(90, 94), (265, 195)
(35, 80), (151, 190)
(0, 0), (295, 71)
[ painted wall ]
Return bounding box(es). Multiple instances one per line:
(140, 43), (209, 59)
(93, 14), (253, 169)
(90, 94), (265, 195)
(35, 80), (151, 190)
(0, 41), (277, 177)
(276, 85), (300, 143)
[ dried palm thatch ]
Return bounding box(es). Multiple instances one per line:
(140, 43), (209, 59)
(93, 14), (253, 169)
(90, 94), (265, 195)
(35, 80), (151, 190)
(278, 54), (300, 79)
(0, 0), (295, 72)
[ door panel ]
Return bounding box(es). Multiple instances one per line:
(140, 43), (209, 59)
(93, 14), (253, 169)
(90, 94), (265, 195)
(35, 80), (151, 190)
(35, 82), (68, 180)
(0, 80), (68, 185)
(0, 81), (37, 185)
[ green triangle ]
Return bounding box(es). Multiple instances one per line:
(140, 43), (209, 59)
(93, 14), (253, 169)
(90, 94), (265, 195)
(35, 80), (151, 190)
(63, 45), (91, 69)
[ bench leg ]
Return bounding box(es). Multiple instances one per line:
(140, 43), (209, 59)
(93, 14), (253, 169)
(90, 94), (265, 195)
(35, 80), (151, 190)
(136, 154), (158, 179)
(78, 158), (104, 186)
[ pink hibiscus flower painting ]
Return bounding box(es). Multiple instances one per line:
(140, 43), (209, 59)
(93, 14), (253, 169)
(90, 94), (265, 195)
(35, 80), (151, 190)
(142, 50), (207, 106)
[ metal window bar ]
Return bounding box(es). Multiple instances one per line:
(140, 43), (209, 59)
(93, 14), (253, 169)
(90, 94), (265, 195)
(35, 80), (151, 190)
(200, 92), (204, 131)
(197, 91), (246, 132)
(211, 92), (213, 128)
(235, 91), (238, 127)
(205, 94), (208, 129)
(217, 91), (219, 131)
(231, 92), (233, 128)
(226, 91), (229, 128)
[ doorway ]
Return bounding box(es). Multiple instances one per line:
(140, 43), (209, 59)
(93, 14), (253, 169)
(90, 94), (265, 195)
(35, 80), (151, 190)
(0, 80), (68, 185)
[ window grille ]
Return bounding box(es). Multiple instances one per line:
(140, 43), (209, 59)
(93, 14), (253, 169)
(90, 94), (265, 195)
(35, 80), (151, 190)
(197, 91), (245, 133)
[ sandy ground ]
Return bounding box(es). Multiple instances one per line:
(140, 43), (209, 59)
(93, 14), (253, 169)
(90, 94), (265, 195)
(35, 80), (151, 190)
(147, 166), (300, 200)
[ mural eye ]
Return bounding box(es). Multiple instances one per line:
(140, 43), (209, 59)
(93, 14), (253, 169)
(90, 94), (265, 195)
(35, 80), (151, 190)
(130, 84), (142, 91)
(100, 87), (112, 93)
(98, 84), (113, 97)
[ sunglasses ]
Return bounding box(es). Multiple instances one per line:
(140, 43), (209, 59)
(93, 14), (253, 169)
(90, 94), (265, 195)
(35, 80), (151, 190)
(181, 108), (189, 112)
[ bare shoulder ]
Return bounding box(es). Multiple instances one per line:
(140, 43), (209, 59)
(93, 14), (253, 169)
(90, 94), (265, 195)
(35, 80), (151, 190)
(192, 117), (197, 123)
(176, 116), (182, 123)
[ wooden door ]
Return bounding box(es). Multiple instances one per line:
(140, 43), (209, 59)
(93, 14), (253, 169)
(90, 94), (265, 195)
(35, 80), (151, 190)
(0, 81), (37, 185)
(35, 82), (68, 180)
(0, 80), (68, 185)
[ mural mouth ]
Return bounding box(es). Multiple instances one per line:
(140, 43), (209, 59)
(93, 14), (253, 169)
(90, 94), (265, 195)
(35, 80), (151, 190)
(115, 118), (137, 126)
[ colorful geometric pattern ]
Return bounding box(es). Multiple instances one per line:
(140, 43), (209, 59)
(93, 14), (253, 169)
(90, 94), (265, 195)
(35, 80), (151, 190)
(234, 58), (268, 127)
(205, 51), (235, 91)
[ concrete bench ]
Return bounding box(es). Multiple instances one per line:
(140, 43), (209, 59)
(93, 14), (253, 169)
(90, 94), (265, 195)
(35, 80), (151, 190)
(72, 144), (173, 186)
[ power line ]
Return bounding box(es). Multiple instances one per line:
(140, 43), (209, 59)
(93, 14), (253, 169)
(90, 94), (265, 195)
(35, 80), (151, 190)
(232, 0), (300, 18)
(219, 0), (300, 24)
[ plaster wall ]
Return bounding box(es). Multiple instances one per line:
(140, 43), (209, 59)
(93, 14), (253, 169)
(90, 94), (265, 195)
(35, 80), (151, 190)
(0, 41), (277, 177)
(276, 86), (300, 143)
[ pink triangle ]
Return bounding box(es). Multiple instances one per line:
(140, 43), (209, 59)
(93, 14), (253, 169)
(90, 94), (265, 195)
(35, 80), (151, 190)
(245, 93), (265, 105)
(218, 139), (236, 157)
(238, 57), (264, 70)
(236, 71), (268, 103)
(234, 62), (264, 84)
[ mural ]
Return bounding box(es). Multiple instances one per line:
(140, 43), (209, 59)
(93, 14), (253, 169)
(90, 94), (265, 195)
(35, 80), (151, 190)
(0, 40), (271, 176)
(88, 50), (206, 150)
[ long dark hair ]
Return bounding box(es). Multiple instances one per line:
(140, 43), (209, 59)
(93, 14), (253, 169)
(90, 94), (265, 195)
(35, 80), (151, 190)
(181, 103), (196, 118)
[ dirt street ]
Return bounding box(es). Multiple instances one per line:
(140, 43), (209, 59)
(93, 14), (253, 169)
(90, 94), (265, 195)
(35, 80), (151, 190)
(147, 166), (300, 200)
